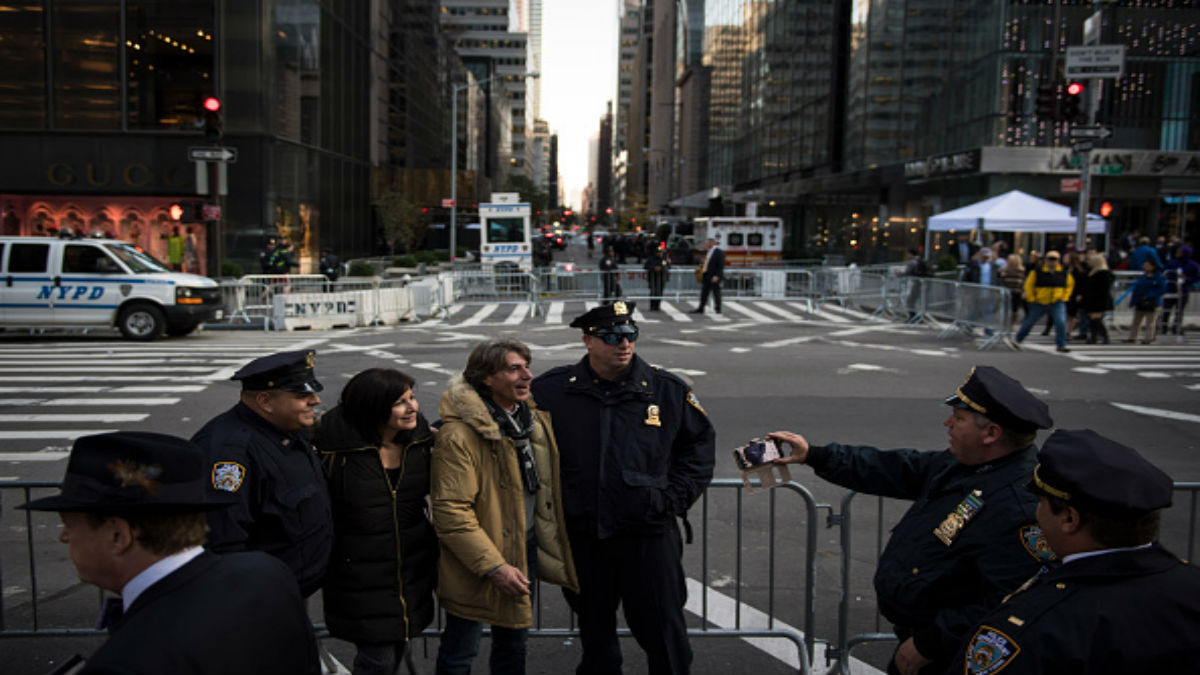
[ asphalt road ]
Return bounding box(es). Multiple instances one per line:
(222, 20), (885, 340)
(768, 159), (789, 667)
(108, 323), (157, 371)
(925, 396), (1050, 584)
(2, 268), (1198, 674)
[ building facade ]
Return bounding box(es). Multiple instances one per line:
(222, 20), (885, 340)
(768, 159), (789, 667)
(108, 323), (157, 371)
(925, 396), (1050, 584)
(659, 0), (1200, 263)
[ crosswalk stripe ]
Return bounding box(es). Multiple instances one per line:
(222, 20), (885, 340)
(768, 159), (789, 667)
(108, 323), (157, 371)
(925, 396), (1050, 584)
(1095, 363), (1200, 370)
(723, 303), (775, 322)
(503, 304), (529, 325)
(0, 387), (105, 393)
(808, 305), (852, 323)
(39, 398), (181, 406)
(753, 302), (810, 322)
(113, 386), (207, 393)
(660, 301), (692, 322)
(456, 304), (500, 326)
(1111, 402), (1200, 423)
(0, 413), (148, 422)
(545, 302), (565, 324)
(0, 430), (118, 439)
(0, 366), (216, 373)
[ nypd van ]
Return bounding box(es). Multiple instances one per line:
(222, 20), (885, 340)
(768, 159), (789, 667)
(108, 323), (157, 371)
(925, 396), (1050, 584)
(0, 236), (223, 340)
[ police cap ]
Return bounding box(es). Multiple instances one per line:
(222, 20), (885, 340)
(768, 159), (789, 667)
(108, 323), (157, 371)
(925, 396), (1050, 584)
(1028, 429), (1173, 517)
(944, 366), (1052, 433)
(232, 349), (323, 393)
(569, 301), (637, 334)
(17, 432), (234, 513)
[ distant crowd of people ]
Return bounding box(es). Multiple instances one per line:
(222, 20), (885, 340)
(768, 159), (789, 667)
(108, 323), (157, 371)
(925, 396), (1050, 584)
(935, 234), (1199, 349)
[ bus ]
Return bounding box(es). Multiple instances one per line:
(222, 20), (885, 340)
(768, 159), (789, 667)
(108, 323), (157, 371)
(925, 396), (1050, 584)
(479, 193), (532, 272)
(692, 216), (784, 264)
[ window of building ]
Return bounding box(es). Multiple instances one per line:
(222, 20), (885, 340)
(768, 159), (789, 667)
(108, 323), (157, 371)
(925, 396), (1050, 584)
(53, 1), (121, 129)
(125, 1), (217, 130)
(0, 4), (47, 128)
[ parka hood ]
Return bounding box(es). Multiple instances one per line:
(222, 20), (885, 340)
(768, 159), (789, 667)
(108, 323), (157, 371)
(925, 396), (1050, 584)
(438, 374), (540, 442)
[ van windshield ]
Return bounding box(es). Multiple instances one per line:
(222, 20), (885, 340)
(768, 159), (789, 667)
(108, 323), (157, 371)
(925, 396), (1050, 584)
(104, 243), (172, 273)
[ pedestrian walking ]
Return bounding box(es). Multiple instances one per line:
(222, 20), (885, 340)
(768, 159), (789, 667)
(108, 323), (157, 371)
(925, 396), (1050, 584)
(643, 245), (670, 311)
(18, 431), (319, 675)
(691, 237), (725, 314)
(950, 429), (1200, 675)
(532, 302), (716, 675)
(769, 366), (1054, 675)
(1160, 244), (1199, 335)
(900, 247), (932, 321)
(998, 254), (1026, 332)
(1014, 250), (1074, 352)
(1124, 259), (1166, 344)
(1079, 251), (1114, 344)
(315, 368), (438, 675)
(599, 246), (619, 300)
(430, 338), (578, 675)
(191, 350), (333, 597)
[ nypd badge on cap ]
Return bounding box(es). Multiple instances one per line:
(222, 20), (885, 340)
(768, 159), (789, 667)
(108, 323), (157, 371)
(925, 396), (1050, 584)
(569, 302), (637, 333)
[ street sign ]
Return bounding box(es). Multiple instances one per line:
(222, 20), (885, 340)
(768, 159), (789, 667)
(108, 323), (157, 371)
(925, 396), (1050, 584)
(1069, 125), (1113, 140)
(442, 198), (456, 208)
(188, 146), (238, 163)
(1065, 45), (1125, 79)
(1061, 177), (1082, 193)
(1073, 141), (1095, 153)
(201, 204), (221, 221)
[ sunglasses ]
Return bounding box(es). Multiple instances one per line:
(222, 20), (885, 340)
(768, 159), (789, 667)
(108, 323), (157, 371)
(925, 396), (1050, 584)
(593, 325), (639, 345)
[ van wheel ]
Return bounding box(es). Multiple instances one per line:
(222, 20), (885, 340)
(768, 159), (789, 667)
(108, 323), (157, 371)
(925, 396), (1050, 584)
(117, 304), (165, 341)
(166, 322), (199, 337)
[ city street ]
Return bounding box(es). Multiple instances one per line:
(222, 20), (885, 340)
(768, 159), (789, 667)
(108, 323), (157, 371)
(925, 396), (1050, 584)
(2, 305), (1198, 674)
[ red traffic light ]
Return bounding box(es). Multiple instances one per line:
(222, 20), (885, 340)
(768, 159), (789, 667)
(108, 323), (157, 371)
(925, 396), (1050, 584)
(168, 203), (184, 221)
(202, 96), (222, 112)
(605, 207), (613, 214)
(564, 210), (573, 216)
(1099, 201), (1114, 218)
(1066, 82), (1084, 96)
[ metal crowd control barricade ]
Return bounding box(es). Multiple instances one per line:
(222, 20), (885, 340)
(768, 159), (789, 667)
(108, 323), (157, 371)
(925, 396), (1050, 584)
(824, 482), (1200, 675)
(438, 268), (540, 318)
(936, 281), (1013, 350)
(0, 478), (820, 675)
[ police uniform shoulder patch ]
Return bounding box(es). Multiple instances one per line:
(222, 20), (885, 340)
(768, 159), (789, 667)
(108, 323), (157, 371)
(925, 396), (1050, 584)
(212, 461), (246, 493)
(686, 391), (707, 416)
(965, 625), (1020, 675)
(1019, 524), (1055, 562)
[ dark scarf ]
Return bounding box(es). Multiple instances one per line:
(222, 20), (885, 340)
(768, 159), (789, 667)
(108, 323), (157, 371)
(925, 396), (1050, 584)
(477, 387), (539, 494)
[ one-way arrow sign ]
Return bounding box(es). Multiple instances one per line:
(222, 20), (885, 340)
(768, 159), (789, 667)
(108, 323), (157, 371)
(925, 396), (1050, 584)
(188, 146), (238, 163)
(1069, 126), (1113, 140)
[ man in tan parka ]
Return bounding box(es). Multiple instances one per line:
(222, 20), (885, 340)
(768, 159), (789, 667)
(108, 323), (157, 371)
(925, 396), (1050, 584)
(431, 337), (578, 675)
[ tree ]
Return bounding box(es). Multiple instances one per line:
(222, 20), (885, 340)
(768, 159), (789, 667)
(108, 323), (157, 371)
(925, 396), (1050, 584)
(501, 174), (548, 220)
(374, 191), (427, 254)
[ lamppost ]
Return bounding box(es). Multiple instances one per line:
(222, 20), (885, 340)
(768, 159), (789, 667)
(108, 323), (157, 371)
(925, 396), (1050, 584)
(450, 70), (539, 262)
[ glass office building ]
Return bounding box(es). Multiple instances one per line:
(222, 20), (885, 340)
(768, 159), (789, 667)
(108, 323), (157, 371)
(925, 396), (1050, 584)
(0, 0), (377, 275)
(684, 0), (1200, 263)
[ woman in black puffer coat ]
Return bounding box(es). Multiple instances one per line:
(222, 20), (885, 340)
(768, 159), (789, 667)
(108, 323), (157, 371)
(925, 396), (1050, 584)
(316, 368), (438, 675)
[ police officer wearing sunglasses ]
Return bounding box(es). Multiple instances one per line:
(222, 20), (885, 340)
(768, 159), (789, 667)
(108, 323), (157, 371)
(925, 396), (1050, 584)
(532, 302), (716, 675)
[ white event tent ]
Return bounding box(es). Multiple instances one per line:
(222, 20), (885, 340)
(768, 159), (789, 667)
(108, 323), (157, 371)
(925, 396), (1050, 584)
(926, 190), (1107, 255)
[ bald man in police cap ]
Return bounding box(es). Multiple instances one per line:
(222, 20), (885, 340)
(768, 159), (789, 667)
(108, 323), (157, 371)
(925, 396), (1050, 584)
(532, 301), (715, 675)
(190, 350), (333, 596)
(18, 432), (318, 674)
(770, 366), (1054, 675)
(950, 429), (1200, 675)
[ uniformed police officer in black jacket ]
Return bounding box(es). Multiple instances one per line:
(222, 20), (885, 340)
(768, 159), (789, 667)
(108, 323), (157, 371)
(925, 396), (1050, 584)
(191, 349), (334, 597)
(18, 431), (319, 675)
(531, 302), (716, 675)
(951, 429), (1200, 675)
(769, 366), (1054, 675)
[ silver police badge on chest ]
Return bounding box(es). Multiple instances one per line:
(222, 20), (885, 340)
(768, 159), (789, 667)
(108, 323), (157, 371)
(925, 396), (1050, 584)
(934, 489), (984, 545)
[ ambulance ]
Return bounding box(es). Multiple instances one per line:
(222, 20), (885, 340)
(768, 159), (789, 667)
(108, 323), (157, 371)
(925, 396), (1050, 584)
(0, 236), (224, 340)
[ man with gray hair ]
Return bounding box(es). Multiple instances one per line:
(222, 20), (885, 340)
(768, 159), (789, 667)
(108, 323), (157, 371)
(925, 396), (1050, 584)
(431, 338), (578, 675)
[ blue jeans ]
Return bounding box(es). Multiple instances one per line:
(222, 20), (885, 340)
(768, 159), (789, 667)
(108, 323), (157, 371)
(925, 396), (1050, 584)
(435, 535), (537, 675)
(435, 613), (528, 675)
(1016, 301), (1068, 348)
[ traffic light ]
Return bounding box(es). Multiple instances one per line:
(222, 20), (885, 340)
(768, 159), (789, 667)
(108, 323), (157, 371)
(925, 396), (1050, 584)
(168, 203), (185, 221)
(1099, 201), (1114, 218)
(169, 201), (203, 223)
(1062, 82), (1085, 123)
(201, 96), (223, 142)
(1035, 82), (1058, 120)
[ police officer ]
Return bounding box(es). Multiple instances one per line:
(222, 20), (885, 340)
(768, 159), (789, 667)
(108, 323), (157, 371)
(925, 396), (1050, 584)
(769, 366), (1054, 675)
(951, 429), (1200, 675)
(531, 302), (716, 675)
(18, 432), (319, 674)
(191, 350), (333, 597)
